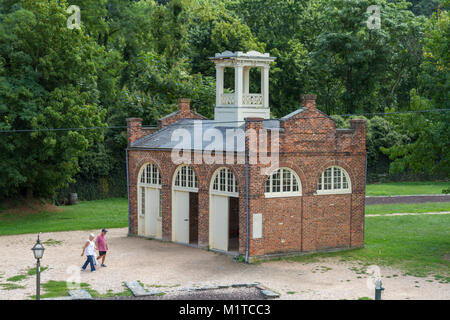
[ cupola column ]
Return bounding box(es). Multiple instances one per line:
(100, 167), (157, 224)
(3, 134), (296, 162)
(262, 65), (270, 109)
(215, 65), (225, 107)
(234, 63), (244, 108)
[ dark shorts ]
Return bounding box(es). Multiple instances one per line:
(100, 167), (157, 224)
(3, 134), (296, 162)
(98, 251), (107, 256)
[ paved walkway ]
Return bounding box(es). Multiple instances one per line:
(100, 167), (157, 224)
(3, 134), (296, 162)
(366, 194), (450, 205)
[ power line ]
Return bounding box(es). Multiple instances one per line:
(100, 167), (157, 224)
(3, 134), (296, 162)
(0, 125), (128, 133)
(0, 108), (449, 133)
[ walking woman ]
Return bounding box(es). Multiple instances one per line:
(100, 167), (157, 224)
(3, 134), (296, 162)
(81, 233), (97, 272)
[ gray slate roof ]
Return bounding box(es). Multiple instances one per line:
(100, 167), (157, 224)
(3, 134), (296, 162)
(130, 118), (281, 152)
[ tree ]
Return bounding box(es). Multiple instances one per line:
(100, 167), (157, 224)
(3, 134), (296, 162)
(186, 0), (264, 78)
(230, 0), (327, 116)
(309, 0), (425, 114)
(0, 0), (107, 197)
(381, 5), (449, 177)
(408, 0), (442, 17)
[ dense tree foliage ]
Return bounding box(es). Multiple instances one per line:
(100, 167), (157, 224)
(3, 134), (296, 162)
(0, 0), (448, 199)
(0, 0), (107, 197)
(382, 4), (449, 178)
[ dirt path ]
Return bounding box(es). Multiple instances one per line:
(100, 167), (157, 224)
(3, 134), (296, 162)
(366, 194), (450, 205)
(0, 228), (448, 300)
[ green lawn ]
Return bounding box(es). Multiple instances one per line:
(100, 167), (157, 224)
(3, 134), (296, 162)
(285, 214), (450, 278)
(366, 181), (449, 196)
(366, 202), (450, 215)
(0, 198), (128, 236)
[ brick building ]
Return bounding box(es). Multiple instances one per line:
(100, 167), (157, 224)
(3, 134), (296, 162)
(126, 51), (367, 260)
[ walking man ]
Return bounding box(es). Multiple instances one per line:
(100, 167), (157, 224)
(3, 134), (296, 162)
(81, 233), (96, 272)
(96, 229), (108, 267)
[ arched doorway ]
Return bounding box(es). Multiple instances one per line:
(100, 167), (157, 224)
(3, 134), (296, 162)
(137, 163), (162, 239)
(172, 165), (199, 245)
(209, 167), (239, 252)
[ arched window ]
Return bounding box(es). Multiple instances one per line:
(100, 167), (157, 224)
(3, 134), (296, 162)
(211, 167), (238, 196)
(138, 163), (161, 218)
(265, 168), (301, 197)
(317, 166), (351, 194)
(139, 163), (161, 186)
(173, 165), (198, 192)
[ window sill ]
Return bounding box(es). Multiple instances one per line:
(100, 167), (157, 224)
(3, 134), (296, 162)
(138, 184), (162, 189)
(173, 186), (198, 193)
(264, 192), (302, 198)
(316, 190), (351, 195)
(211, 191), (239, 197)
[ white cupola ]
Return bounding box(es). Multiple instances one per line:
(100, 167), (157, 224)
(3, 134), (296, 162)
(210, 51), (276, 125)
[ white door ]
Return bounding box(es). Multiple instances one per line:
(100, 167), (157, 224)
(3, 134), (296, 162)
(145, 188), (159, 237)
(173, 190), (190, 244)
(138, 186), (145, 236)
(210, 195), (229, 251)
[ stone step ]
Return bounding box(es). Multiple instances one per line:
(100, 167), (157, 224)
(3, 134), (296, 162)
(260, 289), (280, 299)
(126, 280), (163, 297)
(69, 289), (93, 300)
(126, 280), (150, 297)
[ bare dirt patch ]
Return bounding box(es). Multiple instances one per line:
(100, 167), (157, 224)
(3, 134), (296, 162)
(0, 198), (61, 216)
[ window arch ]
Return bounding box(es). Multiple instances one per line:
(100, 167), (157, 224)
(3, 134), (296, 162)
(211, 167), (238, 196)
(265, 167), (302, 197)
(139, 163), (161, 187)
(138, 163), (162, 219)
(173, 165), (198, 192)
(317, 166), (351, 194)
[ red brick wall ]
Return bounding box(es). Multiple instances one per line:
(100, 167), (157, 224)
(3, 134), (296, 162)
(127, 96), (366, 258)
(189, 192), (199, 243)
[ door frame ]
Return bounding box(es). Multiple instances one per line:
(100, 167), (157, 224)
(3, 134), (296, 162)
(171, 165), (199, 244)
(138, 184), (162, 239)
(208, 167), (239, 252)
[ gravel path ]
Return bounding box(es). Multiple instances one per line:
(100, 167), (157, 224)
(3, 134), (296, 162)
(0, 228), (448, 300)
(366, 195), (450, 205)
(100, 287), (264, 300)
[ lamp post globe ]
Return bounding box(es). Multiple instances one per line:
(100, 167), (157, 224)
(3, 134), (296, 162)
(32, 236), (45, 259)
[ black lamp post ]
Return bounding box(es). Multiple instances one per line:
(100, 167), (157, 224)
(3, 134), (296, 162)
(31, 234), (45, 300)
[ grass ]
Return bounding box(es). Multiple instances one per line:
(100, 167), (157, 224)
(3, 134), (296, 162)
(0, 198), (128, 236)
(27, 266), (48, 276)
(0, 283), (25, 290)
(366, 202), (450, 215)
(366, 181), (449, 196)
(284, 214), (450, 278)
(146, 283), (180, 288)
(6, 275), (27, 282)
(6, 266), (48, 282)
(43, 238), (63, 246)
(286, 291), (296, 295)
(29, 280), (133, 299)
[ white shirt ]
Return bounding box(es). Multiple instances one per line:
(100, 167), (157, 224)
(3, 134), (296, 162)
(85, 240), (95, 256)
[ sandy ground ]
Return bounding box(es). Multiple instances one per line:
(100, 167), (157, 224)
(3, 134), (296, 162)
(0, 228), (448, 300)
